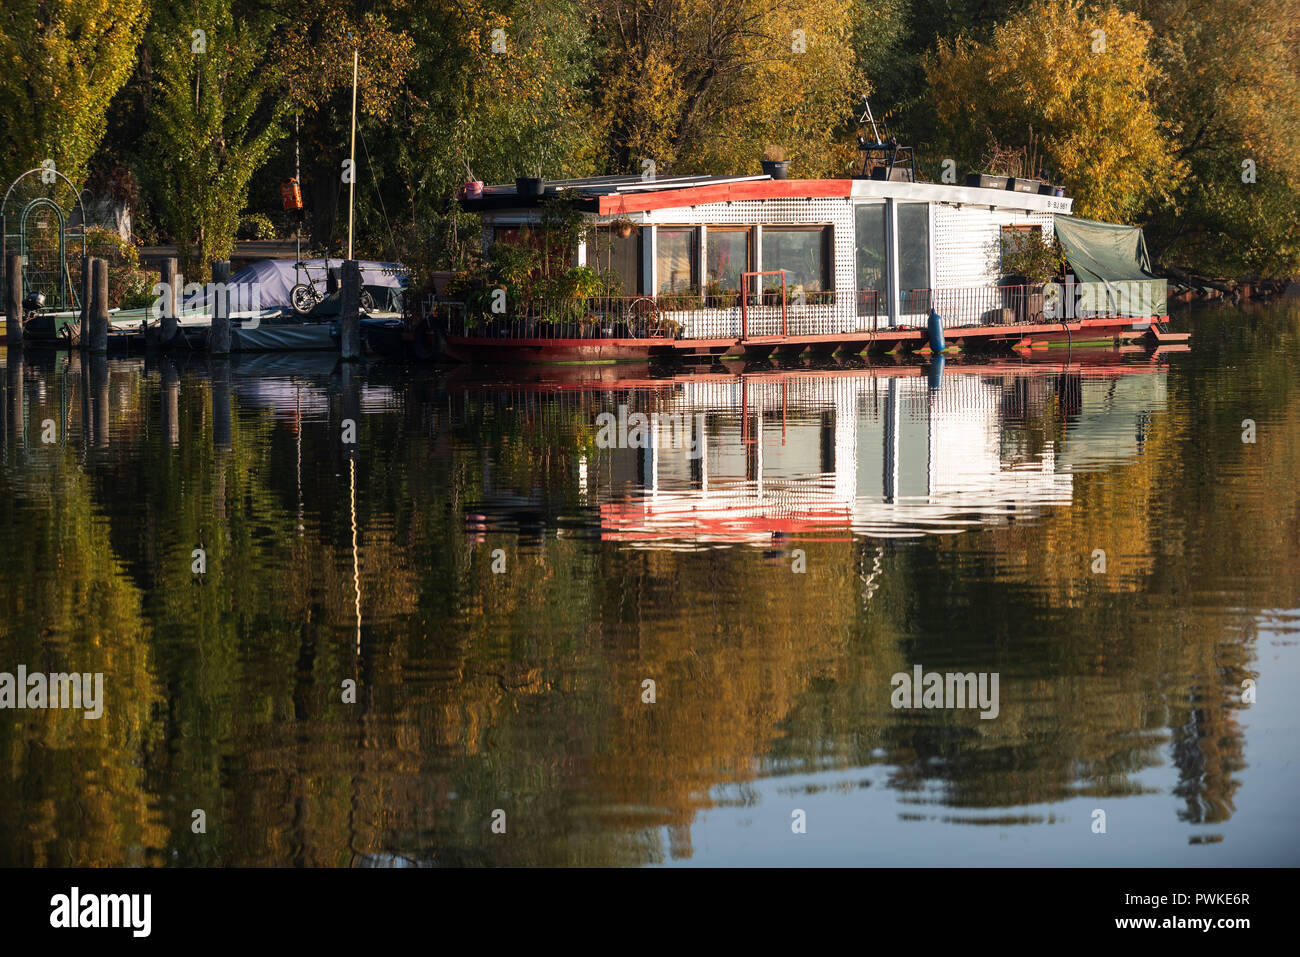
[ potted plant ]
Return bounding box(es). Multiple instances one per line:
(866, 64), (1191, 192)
(995, 230), (1063, 322)
(1036, 171), (1066, 197)
(761, 145), (790, 180)
(462, 161), (484, 199)
(972, 131), (1044, 194)
(704, 280), (740, 309)
(515, 139), (548, 197)
(966, 171), (1008, 190)
(611, 216), (636, 238)
(516, 166), (544, 198)
(1006, 127), (1045, 193)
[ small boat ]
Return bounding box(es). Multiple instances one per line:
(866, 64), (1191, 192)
(94, 257), (409, 352)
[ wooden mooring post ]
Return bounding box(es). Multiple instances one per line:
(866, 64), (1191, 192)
(5, 254), (22, 346)
(209, 260), (232, 356)
(89, 258), (109, 354)
(160, 257), (179, 345)
(340, 260), (361, 360)
(80, 256), (91, 349)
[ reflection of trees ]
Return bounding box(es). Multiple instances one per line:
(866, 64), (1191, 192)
(0, 414), (165, 866)
(0, 304), (1294, 865)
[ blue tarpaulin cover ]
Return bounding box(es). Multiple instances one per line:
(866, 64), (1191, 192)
(184, 258), (407, 315)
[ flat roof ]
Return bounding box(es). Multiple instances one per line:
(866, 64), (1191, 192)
(460, 175), (1074, 216)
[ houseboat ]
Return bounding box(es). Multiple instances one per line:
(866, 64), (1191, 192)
(442, 172), (1184, 363)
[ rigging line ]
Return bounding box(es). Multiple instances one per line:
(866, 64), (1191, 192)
(357, 125), (398, 258)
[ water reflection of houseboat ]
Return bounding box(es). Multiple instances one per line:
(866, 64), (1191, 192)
(455, 358), (1171, 545)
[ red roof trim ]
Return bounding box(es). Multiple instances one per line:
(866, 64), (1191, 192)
(597, 179), (853, 215)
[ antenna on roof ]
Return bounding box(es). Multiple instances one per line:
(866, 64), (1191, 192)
(855, 95), (915, 182)
(860, 97), (882, 143)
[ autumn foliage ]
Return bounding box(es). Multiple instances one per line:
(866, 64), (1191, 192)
(2, 0), (1299, 276)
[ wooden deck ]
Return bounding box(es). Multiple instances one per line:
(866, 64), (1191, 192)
(442, 316), (1168, 363)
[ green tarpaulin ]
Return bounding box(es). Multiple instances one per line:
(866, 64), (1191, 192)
(1054, 216), (1166, 317)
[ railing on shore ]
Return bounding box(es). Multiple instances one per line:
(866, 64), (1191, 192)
(432, 280), (1165, 341)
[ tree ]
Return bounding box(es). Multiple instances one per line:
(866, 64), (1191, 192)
(402, 2), (596, 191)
(924, 0), (1180, 222)
(0, 0), (149, 189)
(1127, 0), (1300, 275)
(589, 0), (863, 177)
(269, 1), (416, 255)
(144, 1), (286, 279)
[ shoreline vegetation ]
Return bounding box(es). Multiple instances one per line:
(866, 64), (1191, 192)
(2, 0), (1297, 305)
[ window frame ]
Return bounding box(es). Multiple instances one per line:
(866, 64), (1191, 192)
(759, 224), (833, 295)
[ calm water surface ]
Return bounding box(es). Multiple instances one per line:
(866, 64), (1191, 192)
(1, 301), (1298, 866)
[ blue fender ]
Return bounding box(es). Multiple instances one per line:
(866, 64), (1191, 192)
(927, 309), (946, 353)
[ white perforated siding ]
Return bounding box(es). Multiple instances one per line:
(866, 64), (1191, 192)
(932, 205), (1056, 288)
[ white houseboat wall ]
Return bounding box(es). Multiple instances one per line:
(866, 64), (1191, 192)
(455, 174), (1175, 357)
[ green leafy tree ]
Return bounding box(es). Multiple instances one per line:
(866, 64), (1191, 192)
(0, 0), (149, 188)
(924, 0), (1180, 222)
(266, 1), (416, 256)
(590, 0), (863, 176)
(145, 1), (287, 279)
(1128, 0), (1300, 275)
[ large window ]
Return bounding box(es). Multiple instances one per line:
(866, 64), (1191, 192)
(897, 202), (930, 312)
(588, 226), (641, 296)
(489, 223), (573, 271)
(705, 228), (749, 296)
(855, 204), (887, 316)
(656, 227), (698, 294)
(761, 226), (831, 294)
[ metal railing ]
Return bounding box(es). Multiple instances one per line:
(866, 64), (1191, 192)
(432, 281), (1162, 342)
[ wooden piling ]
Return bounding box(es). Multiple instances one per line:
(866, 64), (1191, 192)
(80, 257), (91, 349)
(160, 257), (179, 345)
(209, 260), (231, 356)
(340, 260), (361, 360)
(89, 258), (109, 354)
(5, 254), (22, 346)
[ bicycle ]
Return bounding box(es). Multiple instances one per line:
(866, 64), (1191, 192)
(290, 261), (374, 316)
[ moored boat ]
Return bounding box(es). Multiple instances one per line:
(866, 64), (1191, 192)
(430, 172), (1177, 363)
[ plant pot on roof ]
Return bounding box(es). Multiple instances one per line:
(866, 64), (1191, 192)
(761, 145), (790, 180)
(965, 172), (1008, 190)
(516, 176), (544, 198)
(977, 127), (1046, 195)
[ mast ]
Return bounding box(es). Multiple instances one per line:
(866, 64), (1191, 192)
(347, 47), (358, 260)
